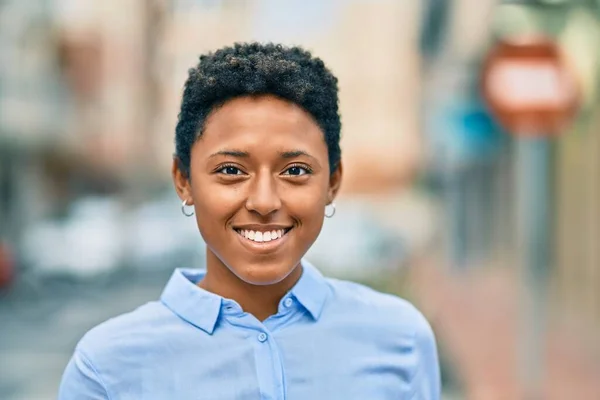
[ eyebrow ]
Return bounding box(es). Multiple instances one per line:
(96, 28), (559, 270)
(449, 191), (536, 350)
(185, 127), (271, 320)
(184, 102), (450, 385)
(208, 150), (249, 159)
(208, 148), (321, 168)
(279, 150), (315, 159)
(210, 149), (316, 159)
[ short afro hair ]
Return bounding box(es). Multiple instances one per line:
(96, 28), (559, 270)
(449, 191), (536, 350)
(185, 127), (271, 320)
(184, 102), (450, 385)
(174, 42), (342, 178)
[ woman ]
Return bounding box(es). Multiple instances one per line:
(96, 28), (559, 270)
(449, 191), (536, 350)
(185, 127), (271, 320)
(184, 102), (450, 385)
(58, 42), (440, 399)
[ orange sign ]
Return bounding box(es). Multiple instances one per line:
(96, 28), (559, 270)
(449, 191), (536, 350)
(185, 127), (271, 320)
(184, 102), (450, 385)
(482, 36), (579, 136)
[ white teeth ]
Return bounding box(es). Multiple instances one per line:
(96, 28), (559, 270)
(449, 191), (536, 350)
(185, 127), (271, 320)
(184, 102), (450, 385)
(237, 228), (290, 243)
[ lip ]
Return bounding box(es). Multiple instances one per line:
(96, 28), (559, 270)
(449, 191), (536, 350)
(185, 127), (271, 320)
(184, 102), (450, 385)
(233, 227), (292, 254)
(232, 224), (293, 231)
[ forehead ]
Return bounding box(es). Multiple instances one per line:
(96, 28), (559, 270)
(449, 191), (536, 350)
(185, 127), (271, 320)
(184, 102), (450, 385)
(196, 95), (327, 156)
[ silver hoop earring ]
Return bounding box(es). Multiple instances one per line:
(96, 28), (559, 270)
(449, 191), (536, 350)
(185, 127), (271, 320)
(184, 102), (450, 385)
(181, 199), (194, 217)
(325, 203), (336, 218)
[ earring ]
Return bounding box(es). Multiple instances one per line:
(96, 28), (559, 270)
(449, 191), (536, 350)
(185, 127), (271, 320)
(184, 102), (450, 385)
(325, 203), (336, 218)
(181, 199), (194, 217)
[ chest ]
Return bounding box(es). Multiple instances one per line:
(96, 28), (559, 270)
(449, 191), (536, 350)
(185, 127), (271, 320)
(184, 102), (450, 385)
(115, 330), (413, 400)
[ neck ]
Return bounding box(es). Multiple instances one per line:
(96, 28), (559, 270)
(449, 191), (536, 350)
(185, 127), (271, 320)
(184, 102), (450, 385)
(198, 253), (303, 321)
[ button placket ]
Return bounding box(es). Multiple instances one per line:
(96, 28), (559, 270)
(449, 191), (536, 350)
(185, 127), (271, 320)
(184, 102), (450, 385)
(253, 327), (284, 400)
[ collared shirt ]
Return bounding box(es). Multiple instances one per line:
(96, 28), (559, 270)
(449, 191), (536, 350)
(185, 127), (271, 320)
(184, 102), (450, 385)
(58, 260), (440, 400)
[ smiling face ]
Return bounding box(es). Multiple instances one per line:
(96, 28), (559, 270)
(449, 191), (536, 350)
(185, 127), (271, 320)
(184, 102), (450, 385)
(173, 95), (342, 287)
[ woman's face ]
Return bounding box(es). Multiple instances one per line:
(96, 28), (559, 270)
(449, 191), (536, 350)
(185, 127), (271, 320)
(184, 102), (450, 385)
(173, 95), (342, 285)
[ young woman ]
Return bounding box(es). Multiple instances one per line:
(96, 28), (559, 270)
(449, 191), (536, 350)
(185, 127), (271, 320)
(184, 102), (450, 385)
(59, 42), (440, 399)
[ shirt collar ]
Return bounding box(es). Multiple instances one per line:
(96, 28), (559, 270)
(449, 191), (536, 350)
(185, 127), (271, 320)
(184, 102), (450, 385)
(160, 259), (330, 334)
(290, 259), (330, 320)
(160, 268), (222, 334)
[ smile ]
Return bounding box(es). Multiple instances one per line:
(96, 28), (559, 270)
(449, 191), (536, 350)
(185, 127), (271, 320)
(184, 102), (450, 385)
(234, 228), (292, 243)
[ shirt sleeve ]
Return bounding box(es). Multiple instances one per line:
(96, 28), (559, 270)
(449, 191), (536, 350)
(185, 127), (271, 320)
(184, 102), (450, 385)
(58, 349), (110, 400)
(409, 315), (441, 400)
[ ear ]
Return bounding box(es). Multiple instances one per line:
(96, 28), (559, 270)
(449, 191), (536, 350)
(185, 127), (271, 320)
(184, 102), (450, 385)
(327, 161), (343, 204)
(172, 157), (193, 205)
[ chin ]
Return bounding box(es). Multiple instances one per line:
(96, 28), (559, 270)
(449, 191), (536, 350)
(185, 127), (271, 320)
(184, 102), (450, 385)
(231, 260), (299, 286)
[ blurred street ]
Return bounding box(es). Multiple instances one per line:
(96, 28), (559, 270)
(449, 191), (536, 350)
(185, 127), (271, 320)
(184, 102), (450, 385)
(0, 269), (170, 399)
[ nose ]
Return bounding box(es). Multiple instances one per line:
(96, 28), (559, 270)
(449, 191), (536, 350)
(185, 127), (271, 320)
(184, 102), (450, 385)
(245, 170), (282, 216)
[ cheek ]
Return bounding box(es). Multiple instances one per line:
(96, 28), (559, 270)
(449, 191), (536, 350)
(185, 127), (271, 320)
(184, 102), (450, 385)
(284, 183), (329, 223)
(291, 195), (325, 218)
(192, 179), (242, 212)
(288, 193), (326, 252)
(190, 182), (243, 232)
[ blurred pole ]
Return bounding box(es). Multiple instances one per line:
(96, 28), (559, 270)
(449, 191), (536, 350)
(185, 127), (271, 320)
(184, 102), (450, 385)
(419, 0), (452, 64)
(516, 137), (552, 399)
(0, 146), (14, 288)
(444, 166), (469, 270)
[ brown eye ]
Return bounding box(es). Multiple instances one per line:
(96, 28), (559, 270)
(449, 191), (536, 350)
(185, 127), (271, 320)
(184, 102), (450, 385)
(283, 166), (310, 176)
(218, 166), (244, 175)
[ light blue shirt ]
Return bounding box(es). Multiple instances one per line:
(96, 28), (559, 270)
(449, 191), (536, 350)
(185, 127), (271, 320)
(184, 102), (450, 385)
(58, 261), (440, 399)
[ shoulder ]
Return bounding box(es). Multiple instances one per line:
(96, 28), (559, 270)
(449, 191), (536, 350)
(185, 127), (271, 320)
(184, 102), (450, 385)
(323, 278), (439, 384)
(74, 300), (175, 365)
(59, 301), (181, 398)
(324, 277), (435, 339)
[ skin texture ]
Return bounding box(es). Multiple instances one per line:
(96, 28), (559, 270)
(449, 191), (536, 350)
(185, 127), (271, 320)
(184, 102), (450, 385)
(172, 95), (342, 320)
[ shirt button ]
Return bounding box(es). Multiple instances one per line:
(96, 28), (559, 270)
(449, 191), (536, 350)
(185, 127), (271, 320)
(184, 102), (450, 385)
(284, 298), (293, 308)
(257, 332), (268, 342)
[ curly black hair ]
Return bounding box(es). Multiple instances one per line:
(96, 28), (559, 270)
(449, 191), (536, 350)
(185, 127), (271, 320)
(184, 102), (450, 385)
(174, 42), (341, 178)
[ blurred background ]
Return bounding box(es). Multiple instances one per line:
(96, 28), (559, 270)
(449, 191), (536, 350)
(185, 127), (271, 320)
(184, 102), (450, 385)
(1, 0), (599, 399)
